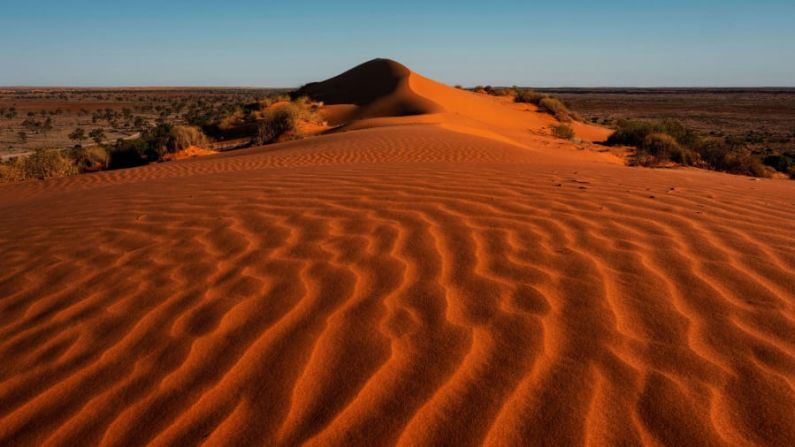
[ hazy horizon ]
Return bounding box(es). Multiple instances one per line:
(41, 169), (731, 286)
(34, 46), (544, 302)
(2, 1), (794, 87)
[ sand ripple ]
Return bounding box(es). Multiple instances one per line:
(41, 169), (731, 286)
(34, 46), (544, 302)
(1, 124), (794, 446)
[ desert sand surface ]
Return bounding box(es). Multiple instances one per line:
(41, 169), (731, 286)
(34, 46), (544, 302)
(1, 59), (795, 446)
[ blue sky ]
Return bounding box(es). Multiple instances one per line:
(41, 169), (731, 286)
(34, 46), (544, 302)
(1, 1), (793, 87)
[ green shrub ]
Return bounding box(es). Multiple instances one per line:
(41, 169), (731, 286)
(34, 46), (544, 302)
(514, 89), (546, 105)
(656, 120), (700, 148)
(68, 128), (86, 143)
(488, 87), (517, 97)
(607, 119), (699, 149)
(108, 139), (151, 169)
(634, 133), (697, 166)
(762, 154), (792, 173)
(539, 97), (576, 122)
(254, 105), (298, 145)
(611, 119), (771, 177)
(89, 128), (105, 144)
(696, 139), (768, 177)
(143, 123), (175, 158)
(723, 151), (768, 177)
(551, 123), (575, 140)
(607, 120), (658, 147)
(105, 123), (205, 170)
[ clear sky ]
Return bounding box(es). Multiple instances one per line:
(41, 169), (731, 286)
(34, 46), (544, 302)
(1, 0), (793, 87)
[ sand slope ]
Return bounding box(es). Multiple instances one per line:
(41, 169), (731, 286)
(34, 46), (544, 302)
(1, 60), (795, 446)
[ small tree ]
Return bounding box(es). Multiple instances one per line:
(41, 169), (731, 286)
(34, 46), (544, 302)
(22, 118), (39, 133)
(41, 117), (53, 135)
(133, 116), (146, 131)
(69, 127), (86, 144)
(89, 128), (105, 144)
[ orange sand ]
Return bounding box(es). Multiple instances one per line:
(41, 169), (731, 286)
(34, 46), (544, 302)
(1, 59), (794, 446)
(162, 145), (218, 161)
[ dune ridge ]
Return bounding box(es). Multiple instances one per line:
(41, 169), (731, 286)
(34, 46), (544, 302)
(303, 58), (613, 146)
(1, 60), (795, 446)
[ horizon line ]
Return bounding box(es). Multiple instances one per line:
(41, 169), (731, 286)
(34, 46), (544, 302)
(3, 85), (795, 90)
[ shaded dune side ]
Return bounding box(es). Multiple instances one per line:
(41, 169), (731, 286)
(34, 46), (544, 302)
(0, 125), (794, 446)
(296, 59), (441, 121)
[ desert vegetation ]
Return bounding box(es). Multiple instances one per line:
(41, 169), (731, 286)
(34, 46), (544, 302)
(510, 89), (580, 122)
(471, 85), (581, 123)
(255, 106), (298, 145)
(541, 88), (795, 177)
(607, 119), (769, 177)
(0, 87), (286, 156)
(171, 125), (209, 151)
(69, 146), (109, 172)
(4, 85), (793, 182)
(551, 123), (575, 140)
(0, 91), (326, 182)
(0, 149), (77, 181)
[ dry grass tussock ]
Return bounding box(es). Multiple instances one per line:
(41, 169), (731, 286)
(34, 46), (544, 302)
(0, 149), (78, 182)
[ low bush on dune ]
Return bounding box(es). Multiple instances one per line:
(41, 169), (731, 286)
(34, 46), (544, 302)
(696, 138), (768, 177)
(0, 168), (15, 183)
(107, 125), (170, 169)
(551, 123), (575, 140)
(106, 124), (212, 170)
(762, 153), (794, 174)
(197, 92), (322, 146)
(513, 89), (546, 105)
(472, 85), (519, 97)
(513, 89), (579, 122)
(607, 119), (699, 149)
(630, 133), (697, 167)
(0, 149), (77, 182)
(25, 149), (77, 179)
(472, 85), (492, 95)
(69, 146), (108, 172)
(608, 119), (771, 177)
(1, 143), (143, 182)
(0, 161), (24, 182)
(217, 109), (246, 132)
(491, 87), (518, 97)
(255, 104), (299, 145)
(171, 125), (209, 151)
(251, 97), (324, 146)
(538, 97), (577, 122)
(108, 138), (152, 169)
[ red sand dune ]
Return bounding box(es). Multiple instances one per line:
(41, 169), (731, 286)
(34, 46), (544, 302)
(1, 59), (794, 446)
